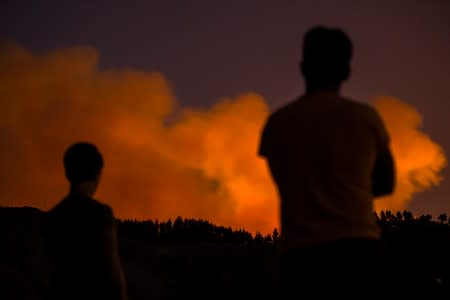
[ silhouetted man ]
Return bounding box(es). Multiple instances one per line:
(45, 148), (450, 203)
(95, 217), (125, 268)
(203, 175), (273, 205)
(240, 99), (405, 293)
(43, 142), (127, 300)
(258, 27), (395, 298)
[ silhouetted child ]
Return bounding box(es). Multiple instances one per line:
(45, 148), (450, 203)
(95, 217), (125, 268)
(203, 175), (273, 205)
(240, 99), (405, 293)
(259, 26), (395, 299)
(43, 142), (127, 300)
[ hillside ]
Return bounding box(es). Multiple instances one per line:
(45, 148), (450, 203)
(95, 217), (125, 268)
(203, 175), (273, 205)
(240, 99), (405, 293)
(1, 207), (450, 299)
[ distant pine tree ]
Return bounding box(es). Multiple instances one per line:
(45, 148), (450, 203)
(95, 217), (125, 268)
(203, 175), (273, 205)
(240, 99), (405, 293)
(438, 213), (447, 224)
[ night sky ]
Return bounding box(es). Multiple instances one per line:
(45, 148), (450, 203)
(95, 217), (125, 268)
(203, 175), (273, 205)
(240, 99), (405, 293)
(1, 0), (449, 217)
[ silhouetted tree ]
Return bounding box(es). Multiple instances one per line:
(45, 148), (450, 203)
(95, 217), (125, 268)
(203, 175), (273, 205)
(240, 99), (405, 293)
(403, 210), (414, 222)
(160, 221), (167, 236)
(373, 211), (380, 222)
(264, 234), (272, 244)
(380, 210), (387, 223)
(174, 216), (183, 231)
(437, 214), (447, 224)
(272, 228), (279, 245)
(396, 211), (403, 222)
(154, 219), (160, 236)
(418, 214), (432, 224)
(166, 219), (173, 232)
(386, 210), (394, 222)
(254, 232), (264, 246)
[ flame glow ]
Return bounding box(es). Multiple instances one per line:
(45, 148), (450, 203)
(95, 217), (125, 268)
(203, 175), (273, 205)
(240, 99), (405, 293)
(0, 43), (446, 233)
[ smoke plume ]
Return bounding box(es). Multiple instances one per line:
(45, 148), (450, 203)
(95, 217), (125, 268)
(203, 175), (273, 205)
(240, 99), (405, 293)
(0, 43), (446, 233)
(372, 97), (447, 212)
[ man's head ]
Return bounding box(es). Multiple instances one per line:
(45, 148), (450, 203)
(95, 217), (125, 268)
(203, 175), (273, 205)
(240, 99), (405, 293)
(64, 142), (103, 192)
(300, 26), (353, 92)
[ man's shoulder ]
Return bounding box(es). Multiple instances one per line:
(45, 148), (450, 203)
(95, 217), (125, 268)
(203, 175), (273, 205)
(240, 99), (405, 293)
(83, 198), (114, 223)
(266, 95), (381, 121)
(338, 97), (389, 140)
(339, 96), (380, 116)
(265, 98), (301, 124)
(46, 196), (114, 224)
(89, 198), (113, 212)
(88, 200), (115, 231)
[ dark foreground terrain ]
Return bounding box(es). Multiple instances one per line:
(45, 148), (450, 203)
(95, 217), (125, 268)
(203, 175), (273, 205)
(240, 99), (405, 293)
(1, 207), (450, 299)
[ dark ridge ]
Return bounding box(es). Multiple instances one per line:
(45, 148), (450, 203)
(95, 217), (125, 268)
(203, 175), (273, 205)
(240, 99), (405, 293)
(1, 206), (450, 299)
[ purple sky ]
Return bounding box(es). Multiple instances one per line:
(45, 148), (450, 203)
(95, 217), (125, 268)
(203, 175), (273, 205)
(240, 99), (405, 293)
(1, 0), (449, 215)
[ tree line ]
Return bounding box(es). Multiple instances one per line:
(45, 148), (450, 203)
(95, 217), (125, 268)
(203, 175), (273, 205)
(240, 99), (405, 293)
(117, 210), (450, 246)
(117, 216), (279, 246)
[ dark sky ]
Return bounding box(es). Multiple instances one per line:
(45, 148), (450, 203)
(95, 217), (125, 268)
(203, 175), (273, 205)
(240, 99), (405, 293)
(1, 0), (449, 215)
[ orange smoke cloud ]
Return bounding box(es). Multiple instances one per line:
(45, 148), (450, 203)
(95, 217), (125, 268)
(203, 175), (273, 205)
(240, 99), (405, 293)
(0, 43), (446, 234)
(372, 97), (447, 213)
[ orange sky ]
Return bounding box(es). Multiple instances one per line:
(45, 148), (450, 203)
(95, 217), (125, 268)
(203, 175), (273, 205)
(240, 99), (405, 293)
(0, 42), (447, 234)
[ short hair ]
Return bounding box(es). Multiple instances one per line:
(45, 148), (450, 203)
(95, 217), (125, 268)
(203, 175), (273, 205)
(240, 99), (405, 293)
(64, 142), (103, 184)
(301, 26), (353, 86)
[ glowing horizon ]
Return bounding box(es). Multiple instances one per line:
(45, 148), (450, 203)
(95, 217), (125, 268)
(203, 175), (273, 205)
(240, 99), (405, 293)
(0, 42), (447, 234)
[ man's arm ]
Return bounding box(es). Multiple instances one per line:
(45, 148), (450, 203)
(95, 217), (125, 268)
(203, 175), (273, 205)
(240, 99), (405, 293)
(370, 109), (396, 197)
(258, 115), (274, 158)
(372, 110), (396, 197)
(372, 147), (395, 197)
(98, 217), (128, 300)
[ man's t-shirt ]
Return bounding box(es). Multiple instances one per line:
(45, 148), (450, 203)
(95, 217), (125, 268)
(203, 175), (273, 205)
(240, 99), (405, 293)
(43, 195), (116, 299)
(259, 92), (390, 251)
